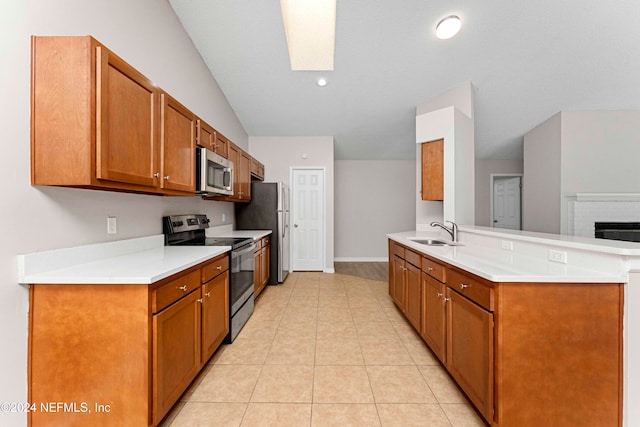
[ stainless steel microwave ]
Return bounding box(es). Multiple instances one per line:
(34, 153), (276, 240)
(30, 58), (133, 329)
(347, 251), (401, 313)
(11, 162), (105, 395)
(196, 147), (234, 195)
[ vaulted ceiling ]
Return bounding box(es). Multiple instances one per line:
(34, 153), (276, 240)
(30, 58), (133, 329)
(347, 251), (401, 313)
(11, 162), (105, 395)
(169, 0), (640, 160)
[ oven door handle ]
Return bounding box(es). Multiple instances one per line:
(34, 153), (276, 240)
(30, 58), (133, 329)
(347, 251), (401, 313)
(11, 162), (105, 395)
(231, 243), (256, 258)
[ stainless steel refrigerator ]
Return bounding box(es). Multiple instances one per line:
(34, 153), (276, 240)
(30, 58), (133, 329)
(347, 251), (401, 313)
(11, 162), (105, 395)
(235, 182), (290, 284)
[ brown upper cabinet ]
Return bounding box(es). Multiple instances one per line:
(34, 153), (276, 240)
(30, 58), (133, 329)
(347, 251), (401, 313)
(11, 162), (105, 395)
(31, 36), (195, 196)
(214, 132), (229, 159)
(421, 138), (444, 201)
(196, 119), (215, 152)
(250, 156), (265, 181)
(160, 93), (196, 193)
(196, 119), (229, 159)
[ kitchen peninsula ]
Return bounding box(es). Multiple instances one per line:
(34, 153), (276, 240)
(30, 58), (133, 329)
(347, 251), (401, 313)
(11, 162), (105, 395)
(388, 225), (640, 427)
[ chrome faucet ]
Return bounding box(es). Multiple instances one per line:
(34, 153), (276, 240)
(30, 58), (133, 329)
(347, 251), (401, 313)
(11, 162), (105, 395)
(430, 220), (458, 242)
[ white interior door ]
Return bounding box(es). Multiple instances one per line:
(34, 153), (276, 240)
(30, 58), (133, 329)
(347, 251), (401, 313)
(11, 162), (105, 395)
(493, 176), (521, 230)
(291, 168), (324, 271)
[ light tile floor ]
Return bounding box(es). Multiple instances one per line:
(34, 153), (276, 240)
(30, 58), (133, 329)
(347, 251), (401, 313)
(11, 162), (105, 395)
(160, 272), (487, 426)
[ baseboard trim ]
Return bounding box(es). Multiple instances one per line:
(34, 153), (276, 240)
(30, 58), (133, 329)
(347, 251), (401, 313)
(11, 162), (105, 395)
(334, 257), (388, 263)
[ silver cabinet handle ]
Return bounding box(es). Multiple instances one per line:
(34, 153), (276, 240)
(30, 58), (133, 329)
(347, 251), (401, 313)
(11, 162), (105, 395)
(436, 292), (443, 298)
(216, 265), (222, 270)
(197, 298), (203, 304)
(443, 297), (451, 302)
(205, 292), (211, 298)
(459, 283), (468, 290)
(179, 285), (188, 292)
(427, 267), (434, 271)
(154, 172), (160, 178)
(164, 175), (170, 180)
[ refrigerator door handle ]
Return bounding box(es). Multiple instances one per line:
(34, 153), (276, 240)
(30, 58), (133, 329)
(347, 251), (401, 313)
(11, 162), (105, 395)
(282, 212), (287, 239)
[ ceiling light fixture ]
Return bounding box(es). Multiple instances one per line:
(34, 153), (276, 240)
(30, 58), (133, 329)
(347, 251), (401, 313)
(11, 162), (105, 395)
(317, 77), (328, 87)
(280, 0), (336, 70)
(435, 15), (461, 40)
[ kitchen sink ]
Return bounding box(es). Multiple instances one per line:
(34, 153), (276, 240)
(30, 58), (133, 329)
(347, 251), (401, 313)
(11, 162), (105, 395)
(411, 239), (449, 246)
(407, 238), (462, 246)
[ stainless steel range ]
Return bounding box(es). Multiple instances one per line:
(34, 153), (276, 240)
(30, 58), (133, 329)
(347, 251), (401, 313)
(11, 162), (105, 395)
(163, 214), (255, 342)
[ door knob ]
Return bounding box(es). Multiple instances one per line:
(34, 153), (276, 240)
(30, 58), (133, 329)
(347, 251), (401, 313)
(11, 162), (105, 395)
(294, 224), (298, 228)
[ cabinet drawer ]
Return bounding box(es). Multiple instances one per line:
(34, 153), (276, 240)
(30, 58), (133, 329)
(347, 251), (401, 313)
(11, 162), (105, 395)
(262, 236), (270, 246)
(405, 248), (421, 268)
(391, 241), (404, 259)
(422, 256), (446, 283)
(254, 239), (262, 251)
(201, 255), (229, 284)
(447, 268), (494, 311)
(153, 269), (201, 313)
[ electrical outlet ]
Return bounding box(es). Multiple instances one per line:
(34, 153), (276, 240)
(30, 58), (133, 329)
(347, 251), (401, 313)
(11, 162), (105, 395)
(107, 216), (117, 234)
(548, 249), (567, 264)
(501, 240), (514, 251)
(222, 213), (226, 222)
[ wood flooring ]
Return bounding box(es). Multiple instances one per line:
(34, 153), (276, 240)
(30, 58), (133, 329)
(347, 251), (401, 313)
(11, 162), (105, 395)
(334, 262), (388, 282)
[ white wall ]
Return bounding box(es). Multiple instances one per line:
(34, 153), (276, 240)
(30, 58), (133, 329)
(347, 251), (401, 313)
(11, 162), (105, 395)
(416, 81), (475, 120)
(248, 136), (335, 272)
(523, 113), (562, 233)
(335, 160), (415, 261)
(562, 111), (640, 194)
(415, 106), (475, 230)
(415, 83), (475, 233)
(0, 2), (246, 424)
(475, 159), (524, 226)
(523, 111), (640, 234)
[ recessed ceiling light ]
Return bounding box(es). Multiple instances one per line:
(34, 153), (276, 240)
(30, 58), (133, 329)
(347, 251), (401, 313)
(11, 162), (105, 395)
(317, 77), (328, 87)
(281, 0), (336, 70)
(435, 15), (461, 40)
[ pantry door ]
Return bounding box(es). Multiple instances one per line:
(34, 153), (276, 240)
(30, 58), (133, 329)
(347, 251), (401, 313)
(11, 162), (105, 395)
(291, 168), (325, 271)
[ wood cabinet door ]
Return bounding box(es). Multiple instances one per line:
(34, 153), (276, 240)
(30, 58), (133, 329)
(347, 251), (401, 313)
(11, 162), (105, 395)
(391, 255), (406, 308)
(160, 93), (196, 194)
(421, 273), (446, 363)
(227, 142), (240, 197)
(446, 287), (494, 423)
(153, 290), (201, 424)
(405, 261), (422, 330)
(201, 271), (229, 364)
(96, 46), (159, 189)
(253, 248), (263, 296)
(239, 151), (252, 200)
(197, 119), (215, 151)
(214, 133), (228, 158)
(262, 244), (270, 286)
(421, 139), (444, 201)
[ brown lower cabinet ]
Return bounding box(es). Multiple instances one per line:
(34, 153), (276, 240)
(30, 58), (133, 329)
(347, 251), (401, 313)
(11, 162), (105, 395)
(421, 273), (446, 363)
(28, 253), (229, 427)
(253, 236), (271, 298)
(388, 241), (421, 329)
(390, 239), (623, 427)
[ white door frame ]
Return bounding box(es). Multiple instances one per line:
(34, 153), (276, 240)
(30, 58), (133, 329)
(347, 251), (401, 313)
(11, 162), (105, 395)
(490, 173), (523, 229)
(289, 166), (327, 272)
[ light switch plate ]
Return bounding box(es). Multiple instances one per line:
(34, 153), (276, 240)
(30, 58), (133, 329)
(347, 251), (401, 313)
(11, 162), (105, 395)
(107, 216), (117, 234)
(501, 240), (514, 251)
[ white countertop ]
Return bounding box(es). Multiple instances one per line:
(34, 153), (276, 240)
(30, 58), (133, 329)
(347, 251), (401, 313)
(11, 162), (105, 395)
(388, 230), (630, 283)
(206, 229), (272, 240)
(17, 235), (230, 285)
(461, 225), (640, 256)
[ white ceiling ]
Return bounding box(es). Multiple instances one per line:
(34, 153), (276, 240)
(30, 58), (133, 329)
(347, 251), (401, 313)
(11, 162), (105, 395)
(168, 0), (640, 160)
